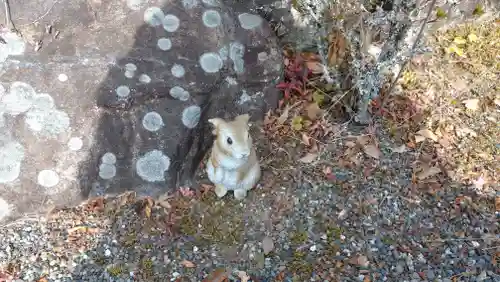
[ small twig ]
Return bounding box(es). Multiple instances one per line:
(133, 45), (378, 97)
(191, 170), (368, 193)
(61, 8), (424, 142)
(2, 0), (18, 33)
(18, 0), (59, 27)
(379, 0), (438, 111)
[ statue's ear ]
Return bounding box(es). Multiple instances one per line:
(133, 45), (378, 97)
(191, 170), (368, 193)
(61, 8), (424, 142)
(208, 118), (225, 135)
(234, 114), (250, 125)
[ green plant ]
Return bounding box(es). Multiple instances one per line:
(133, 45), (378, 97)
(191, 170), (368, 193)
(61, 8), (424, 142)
(436, 7), (447, 19)
(472, 4), (485, 16)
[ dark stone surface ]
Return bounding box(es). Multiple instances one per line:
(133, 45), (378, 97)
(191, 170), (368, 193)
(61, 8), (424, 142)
(0, 0), (282, 222)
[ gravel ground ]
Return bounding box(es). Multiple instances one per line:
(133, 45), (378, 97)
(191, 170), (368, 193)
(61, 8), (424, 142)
(0, 119), (498, 282)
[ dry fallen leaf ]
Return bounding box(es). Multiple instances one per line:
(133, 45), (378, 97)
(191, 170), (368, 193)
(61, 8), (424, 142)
(262, 236), (274, 254)
(363, 144), (381, 159)
(356, 135), (371, 146)
(462, 98), (480, 111)
(299, 152), (318, 163)
(301, 133), (311, 146)
(305, 61), (324, 74)
(181, 260), (196, 268)
(416, 129), (438, 142)
(144, 204), (151, 218)
(414, 135), (426, 143)
(349, 255), (370, 267)
(236, 270), (250, 282)
(157, 193), (172, 209)
(416, 165), (441, 180)
(277, 104), (291, 125)
(472, 176), (486, 190)
(201, 268), (228, 282)
(345, 141), (357, 147)
(391, 144), (407, 153)
(327, 28), (348, 67)
(305, 102), (323, 120)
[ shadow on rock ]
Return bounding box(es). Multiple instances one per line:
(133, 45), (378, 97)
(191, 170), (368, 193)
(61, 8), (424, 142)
(77, 0), (284, 200)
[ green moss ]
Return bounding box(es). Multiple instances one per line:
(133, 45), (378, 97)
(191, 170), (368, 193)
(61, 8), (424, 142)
(140, 258), (154, 277)
(290, 231), (308, 245)
(326, 226), (343, 241)
(401, 69), (418, 89)
(141, 259), (153, 269)
(92, 255), (107, 266)
(287, 251), (314, 278)
(107, 265), (124, 277)
(122, 234), (137, 247)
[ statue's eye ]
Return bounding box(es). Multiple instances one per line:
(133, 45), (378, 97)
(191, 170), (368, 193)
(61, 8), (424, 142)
(227, 137), (233, 145)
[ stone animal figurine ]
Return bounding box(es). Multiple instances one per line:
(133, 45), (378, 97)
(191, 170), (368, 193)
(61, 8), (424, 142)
(206, 114), (261, 200)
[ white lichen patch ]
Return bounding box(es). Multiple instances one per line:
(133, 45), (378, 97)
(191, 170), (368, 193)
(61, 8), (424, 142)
(238, 13), (262, 30)
(182, 0), (199, 9)
(144, 7), (165, 27)
(169, 86), (190, 101)
(99, 152), (117, 180)
(68, 137), (83, 151)
(0, 31), (26, 63)
(37, 169), (60, 188)
(157, 38), (172, 51)
(199, 52), (223, 73)
(25, 108), (70, 137)
(126, 0), (143, 10)
(142, 111), (164, 132)
(116, 85), (131, 98)
(139, 74), (151, 84)
(136, 150), (171, 182)
(125, 70), (135, 78)
(182, 105), (201, 128)
(202, 10), (221, 28)
(218, 46), (228, 61)
(0, 140), (25, 183)
(163, 14), (180, 32)
(32, 93), (55, 109)
(229, 42), (245, 74)
(2, 82), (71, 138)
(225, 76), (238, 86)
(0, 197), (11, 221)
(258, 52), (268, 62)
(58, 74), (68, 82)
(1, 81), (36, 115)
(171, 64), (185, 78)
(101, 152), (117, 165)
(99, 163), (116, 180)
(238, 89), (251, 105)
(125, 63), (137, 72)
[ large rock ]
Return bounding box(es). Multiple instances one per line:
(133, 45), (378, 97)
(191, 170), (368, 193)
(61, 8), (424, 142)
(0, 0), (282, 222)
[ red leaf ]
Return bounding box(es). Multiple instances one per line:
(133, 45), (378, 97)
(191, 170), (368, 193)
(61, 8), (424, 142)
(276, 82), (290, 89)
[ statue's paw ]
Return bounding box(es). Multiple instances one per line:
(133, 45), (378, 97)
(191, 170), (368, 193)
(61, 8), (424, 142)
(214, 184), (228, 198)
(233, 189), (247, 200)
